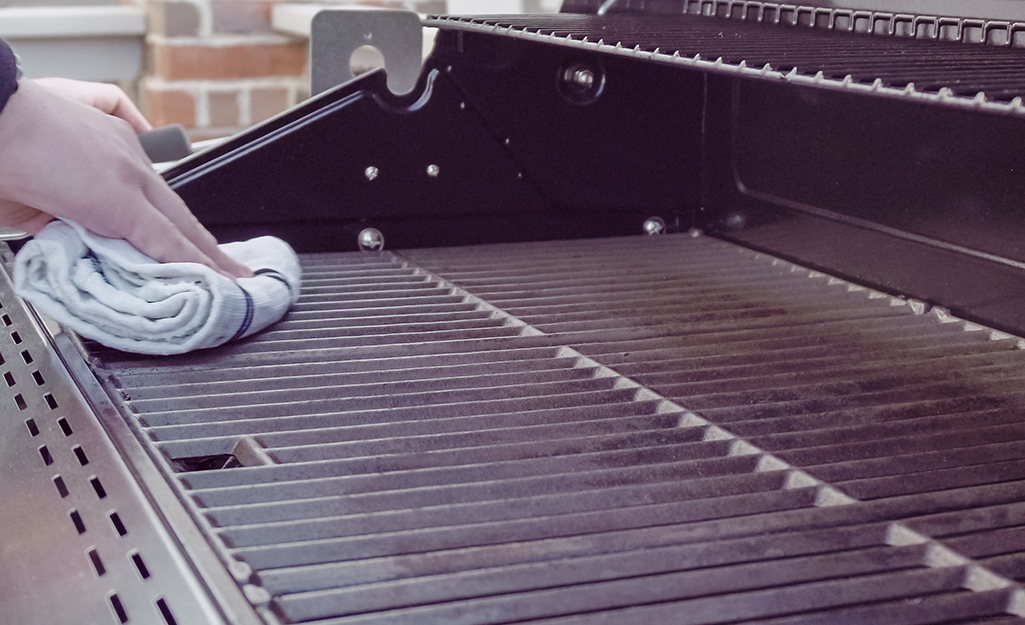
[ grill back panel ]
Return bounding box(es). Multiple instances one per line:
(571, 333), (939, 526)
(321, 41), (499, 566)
(83, 233), (1025, 623)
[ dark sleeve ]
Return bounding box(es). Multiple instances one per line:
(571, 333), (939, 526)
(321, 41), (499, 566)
(0, 38), (20, 115)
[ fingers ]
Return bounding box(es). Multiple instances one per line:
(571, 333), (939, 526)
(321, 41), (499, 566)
(63, 166), (251, 280)
(118, 208), (231, 277)
(139, 176), (254, 278)
(79, 115), (249, 278)
(32, 78), (152, 133)
(76, 81), (152, 133)
(0, 198), (52, 235)
(105, 89), (153, 134)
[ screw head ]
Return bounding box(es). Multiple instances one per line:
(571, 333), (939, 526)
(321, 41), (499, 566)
(558, 62), (605, 105)
(427, 164), (440, 177)
(572, 69), (595, 88)
(364, 166), (379, 181)
(643, 217), (666, 235)
(722, 211), (748, 231)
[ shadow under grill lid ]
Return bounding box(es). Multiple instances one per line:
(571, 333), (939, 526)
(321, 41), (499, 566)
(87, 233), (1025, 624)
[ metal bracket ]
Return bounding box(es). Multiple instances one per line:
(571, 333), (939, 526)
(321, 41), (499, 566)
(311, 9), (423, 96)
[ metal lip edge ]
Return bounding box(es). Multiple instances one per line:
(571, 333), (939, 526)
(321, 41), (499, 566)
(731, 176), (1025, 276)
(531, 0), (1025, 45)
(427, 15), (1025, 118)
(44, 328), (269, 625)
(681, 0), (1025, 37)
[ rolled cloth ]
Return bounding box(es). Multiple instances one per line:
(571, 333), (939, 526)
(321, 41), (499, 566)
(13, 220), (300, 355)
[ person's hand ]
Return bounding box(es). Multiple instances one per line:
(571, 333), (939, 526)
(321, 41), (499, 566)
(0, 79), (251, 278)
(32, 77), (152, 133)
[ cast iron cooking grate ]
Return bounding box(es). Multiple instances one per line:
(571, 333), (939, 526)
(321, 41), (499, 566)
(87, 233), (1025, 624)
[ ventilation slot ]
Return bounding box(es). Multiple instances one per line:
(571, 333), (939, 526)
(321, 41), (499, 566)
(70, 510), (86, 535)
(90, 477), (107, 500)
(131, 552), (151, 580)
(108, 593), (127, 624)
(109, 512), (128, 537)
(88, 548), (106, 577)
(156, 598), (177, 625)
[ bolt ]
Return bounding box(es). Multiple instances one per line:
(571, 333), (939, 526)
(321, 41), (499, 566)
(358, 228), (385, 251)
(572, 69), (595, 88)
(643, 217), (666, 235)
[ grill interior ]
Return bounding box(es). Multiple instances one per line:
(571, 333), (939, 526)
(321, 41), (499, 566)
(85, 233), (1025, 624)
(434, 11), (1025, 102)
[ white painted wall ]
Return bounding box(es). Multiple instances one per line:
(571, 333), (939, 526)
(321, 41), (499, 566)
(0, 6), (145, 81)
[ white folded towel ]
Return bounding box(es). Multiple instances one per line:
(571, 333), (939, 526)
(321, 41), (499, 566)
(13, 220), (301, 355)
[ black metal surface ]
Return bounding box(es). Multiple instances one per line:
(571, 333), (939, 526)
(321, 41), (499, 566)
(430, 31), (704, 219)
(164, 25), (706, 253)
(163, 70), (552, 252)
(700, 72), (1025, 335)
(427, 11), (1025, 336)
(86, 233), (1025, 624)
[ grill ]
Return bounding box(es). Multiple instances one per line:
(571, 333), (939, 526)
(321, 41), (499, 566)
(6, 1), (1025, 623)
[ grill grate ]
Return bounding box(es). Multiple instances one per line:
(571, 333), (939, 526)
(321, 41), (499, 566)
(430, 12), (1025, 106)
(88, 233), (1025, 624)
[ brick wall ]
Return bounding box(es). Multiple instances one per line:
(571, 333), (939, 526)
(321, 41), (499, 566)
(135, 0), (446, 140)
